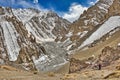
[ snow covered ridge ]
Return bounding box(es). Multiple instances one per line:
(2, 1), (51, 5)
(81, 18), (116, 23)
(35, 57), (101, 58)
(12, 8), (70, 41)
(80, 16), (120, 48)
(0, 7), (70, 72)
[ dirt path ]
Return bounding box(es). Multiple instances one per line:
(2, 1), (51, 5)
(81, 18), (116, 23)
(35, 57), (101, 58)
(0, 66), (62, 80)
(0, 65), (120, 80)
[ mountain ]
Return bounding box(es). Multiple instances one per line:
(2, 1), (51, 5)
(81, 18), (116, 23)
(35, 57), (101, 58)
(68, 0), (120, 74)
(0, 0), (120, 74)
(57, 0), (120, 51)
(0, 7), (70, 72)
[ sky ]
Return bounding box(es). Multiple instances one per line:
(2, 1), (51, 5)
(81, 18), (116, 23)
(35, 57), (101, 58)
(0, 0), (98, 22)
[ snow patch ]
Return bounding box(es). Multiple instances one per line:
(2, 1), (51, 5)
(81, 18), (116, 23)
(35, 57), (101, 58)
(80, 31), (88, 38)
(77, 32), (81, 36)
(66, 43), (76, 51)
(1, 22), (20, 61)
(84, 20), (89, 25)
(118, 43), (120, 46)
(32, 55), (50, 65)
(66, 32), (73, 37)
(80, 16), (120, 48)
(12, 9), (37, 24)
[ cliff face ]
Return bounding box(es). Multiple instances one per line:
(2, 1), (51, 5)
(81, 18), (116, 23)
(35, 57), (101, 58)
(0, 7), (70, 72)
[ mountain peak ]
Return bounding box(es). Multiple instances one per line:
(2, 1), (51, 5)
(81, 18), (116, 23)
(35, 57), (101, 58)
(0, 6), (70, 72)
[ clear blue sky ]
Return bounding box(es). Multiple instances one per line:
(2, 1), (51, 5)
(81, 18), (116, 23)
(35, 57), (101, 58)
(0, 0), (98, 22)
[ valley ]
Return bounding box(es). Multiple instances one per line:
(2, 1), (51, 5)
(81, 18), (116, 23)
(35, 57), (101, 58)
(0, 0), (120, 80)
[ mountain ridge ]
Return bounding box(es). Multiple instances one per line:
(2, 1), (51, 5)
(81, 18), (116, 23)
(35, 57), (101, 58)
(56, 0), (120, 51)
(0, 0), (120, 73)
(0, 6), (70, 72)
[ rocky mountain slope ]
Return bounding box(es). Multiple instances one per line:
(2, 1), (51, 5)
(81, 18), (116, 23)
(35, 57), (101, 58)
(0, 0), (120, 74)
(1, 45), (120, 80)
(0, 6), (70, 72)
(57, 0), (120, 51)
(69, 44), (120, 73)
